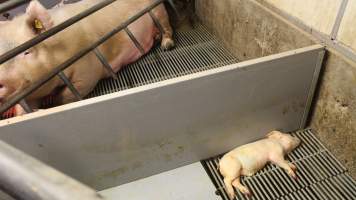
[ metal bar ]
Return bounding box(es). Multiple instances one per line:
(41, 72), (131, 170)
(124, 27), (145, 55)
(0, 0), (117, 65)
(94, 48), (119, 80)
(0, 139), (105, 200)
(149, 11), (164, 38)
(331, 0), (349, 40)
(0, 0), (165, 114)
(166, 0), (180, 18)
(19, 99), (33, 113)
(0, 0), (29, 14)
(57, 71), (82, 100)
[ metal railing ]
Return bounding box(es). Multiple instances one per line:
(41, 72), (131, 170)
(0, 0), (177, 115)
(0, 139), (105, 200)
(0, 0), (178, 197)
(0, 0), (29, 13)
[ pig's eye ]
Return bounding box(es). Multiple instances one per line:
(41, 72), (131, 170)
(24, 51), (30, 55)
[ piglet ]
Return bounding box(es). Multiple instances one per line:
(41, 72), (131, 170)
(219, 131), (301, 199)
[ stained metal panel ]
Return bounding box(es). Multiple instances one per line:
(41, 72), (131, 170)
(0, 43), (324, 190)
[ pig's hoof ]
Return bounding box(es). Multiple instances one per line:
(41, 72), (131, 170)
(161, 38), (175, 51)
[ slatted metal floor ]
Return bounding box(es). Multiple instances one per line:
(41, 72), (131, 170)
(202, 129), (356, 200)
(86, 23), (238, 98)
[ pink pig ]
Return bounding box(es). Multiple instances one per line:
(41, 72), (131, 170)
(219, 131), (301, 199)
(0, 0), (174, 115)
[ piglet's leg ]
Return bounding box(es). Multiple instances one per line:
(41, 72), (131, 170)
(289, 163), (297, 172)
(232, 178), (251, 197)
(151, 4), (175, 50)
(224, 178), (236, 200)
(272, 158), (297, 179)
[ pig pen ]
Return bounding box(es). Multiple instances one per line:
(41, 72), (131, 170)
(0, 0), (355, 199)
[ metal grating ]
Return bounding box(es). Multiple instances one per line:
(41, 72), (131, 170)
(202, 129), (356, 200)
(86, 23), (238, 98)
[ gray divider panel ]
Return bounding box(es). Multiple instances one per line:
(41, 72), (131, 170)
(0, 44), (324, 190)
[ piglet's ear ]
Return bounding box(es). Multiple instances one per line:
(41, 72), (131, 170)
(26, 0), (53, 33)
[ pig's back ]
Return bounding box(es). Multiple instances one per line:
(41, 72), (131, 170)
(51, 0), (156, 31)
(227, 140), (279, 176)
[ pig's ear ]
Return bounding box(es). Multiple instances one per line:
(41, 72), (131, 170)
(25, 0), (53, 33)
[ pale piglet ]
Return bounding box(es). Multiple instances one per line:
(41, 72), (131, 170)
(219, 131), (301, 199)
(0, 0), (174, 115)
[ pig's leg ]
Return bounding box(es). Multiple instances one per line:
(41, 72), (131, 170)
(14, 100), (41, 116)
(232, 178), (251, 196)
(152, 4), (175, 50)
(271, 158), (297, 179)
(14, 104), (27, 116)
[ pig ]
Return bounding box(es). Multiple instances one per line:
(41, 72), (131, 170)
(219, 131), (301, 199)
(0, 0), (175, 115)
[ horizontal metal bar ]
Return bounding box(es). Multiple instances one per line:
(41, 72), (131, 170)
(57, 71), (82, 100)
(0, 139), (104, 200)
(124, 27), (145, 55)
(94, 48), (119, 80)
(19, 99), (33, 113)
(0, 0), (29, 14)
(0, 0), (117, 65)
(0, 0), (165, 115)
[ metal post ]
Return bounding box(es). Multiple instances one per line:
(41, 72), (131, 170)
(57, 71), (83, 100)
(94, 48), (119, 80)
(124, 27), (146, 55)
(19, 99), (33, 113)
(166, 0), (180, 18)
(149, 11), (164, 39)
(0, 139), (105, 200)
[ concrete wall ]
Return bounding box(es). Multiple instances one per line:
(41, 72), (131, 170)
(196, 0), (356, 178)
(195, 0), (316, 61)
(338, 1), (356, 51)
(262, 0), (342, 35)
